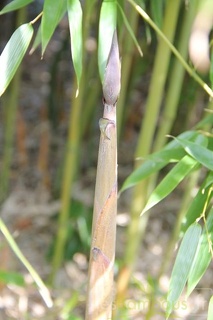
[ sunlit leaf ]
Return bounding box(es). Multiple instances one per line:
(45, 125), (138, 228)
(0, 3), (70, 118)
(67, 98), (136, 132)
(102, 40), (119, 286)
(98, 0), (117, 82)
(210, 48), (213, 90)
(166, 223), (202, 318)
(187, 208), (213, 296)
(67, 0), (83, 94)
(0, 270), (25, 286)
(120, 147), (186, 193)
(41, 0), (66, 55)
(164, 130), (198, 150)
(0, 23), (33, 96)
(176, 137), (213, 171)
(120, 131), (199, 193)
(181, 172), (213, 233)
(141, 155), (198, 215)
(208, 296), (213, 320)
(0, 0), (33, 14)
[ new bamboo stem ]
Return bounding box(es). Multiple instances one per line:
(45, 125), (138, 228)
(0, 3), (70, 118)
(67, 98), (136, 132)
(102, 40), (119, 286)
(86, 31), (120, 320)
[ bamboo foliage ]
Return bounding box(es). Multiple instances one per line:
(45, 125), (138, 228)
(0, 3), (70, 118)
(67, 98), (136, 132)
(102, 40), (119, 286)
(116, 0), (183, 304)
(86, 32), (121, 320)
(1, 0), (213, 318)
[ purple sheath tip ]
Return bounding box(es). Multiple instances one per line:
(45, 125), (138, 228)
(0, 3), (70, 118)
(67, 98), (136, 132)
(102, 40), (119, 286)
(102, 31), (121, 106)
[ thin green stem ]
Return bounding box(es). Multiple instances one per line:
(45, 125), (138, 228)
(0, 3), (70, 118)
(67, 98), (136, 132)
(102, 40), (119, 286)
(127, 0), (213, 99)
(50, 80), (83, 283)
(0, 219), (53, 308)
(50, 0), (94, 283)
(117, 2), (139, 138)
(153, 0), (200, 151)
(116, 0), (182, 306)
(144, 4), (201, 287)
(0, 8), (25, 204)
(135, 0), (182, 158)
(30, 11), (43, 25)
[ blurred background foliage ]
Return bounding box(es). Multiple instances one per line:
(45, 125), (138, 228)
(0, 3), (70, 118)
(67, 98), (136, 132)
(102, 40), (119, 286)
(0, 0), (213, 319)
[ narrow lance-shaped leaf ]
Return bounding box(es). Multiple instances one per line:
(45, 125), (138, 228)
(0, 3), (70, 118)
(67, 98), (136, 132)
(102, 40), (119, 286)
(181, 172), (213, 233)
(187, 208), (213, 296)
(176, 137), (213, 171)
(120, 147), (187, 193)
(116, 2), (143, 56)
(67, 0), (83, 95)
(166, 223), (202, 318)
(164, 130), (198, 149)
(41, 0), (66, 55)
(120, 131), (198, 193)
(98, 0), (117, 82)
(210, 48), (213, 90)
(141, 155), (198, 215)
(208, 296), (213, 320)
(0, 23), (33, 96)
(0, 0), (33, 15)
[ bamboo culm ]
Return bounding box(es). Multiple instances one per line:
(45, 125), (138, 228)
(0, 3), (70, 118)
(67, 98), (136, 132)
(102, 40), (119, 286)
(86, 31), (121, 320)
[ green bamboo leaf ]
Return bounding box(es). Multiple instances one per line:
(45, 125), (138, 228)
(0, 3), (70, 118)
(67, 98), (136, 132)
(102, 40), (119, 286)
(181, 172), (213, 233)
(0, 23), (33, 96)
(208, 296), (213, 320)
(210, 47), (213, 90)
(120, 131), (200, 193)
(166, 223), (202, 318)
(0, 0), (33, 14)
(67, 0), (83, 94)
(41, 0), (66, 55)
(164, 130), (198, 150)
(142, 155), (198, 215)
(187, 208), (213, 296)
(0, 270), (25, 286)
(98, 0), (117, 82)
(117, 2), (143, 57)
(120, 147), (186, 193)
(176, 137), (213, 171)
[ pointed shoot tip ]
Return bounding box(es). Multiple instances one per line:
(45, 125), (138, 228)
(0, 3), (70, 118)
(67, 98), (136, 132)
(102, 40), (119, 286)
(102, 30), (121, 105)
